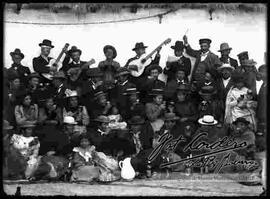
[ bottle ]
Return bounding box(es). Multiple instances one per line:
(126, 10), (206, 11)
(146, 160), (152, 178)
(185, 156), (191, 176)
(15, 186), (21, 196)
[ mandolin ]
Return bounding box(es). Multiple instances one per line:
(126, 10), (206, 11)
(41, 43), (70, 80)
(128, 38), (171, 77)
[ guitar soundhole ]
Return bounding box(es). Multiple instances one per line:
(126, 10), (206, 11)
(141, 59), (146, 64)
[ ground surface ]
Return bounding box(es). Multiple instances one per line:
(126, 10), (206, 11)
(3, 173), (262, 196)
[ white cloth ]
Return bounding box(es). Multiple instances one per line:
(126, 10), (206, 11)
(222, 77), (231, 88)
(73, 146), (95, 162)
(200, 51), (209, 62)
(256, 80), (264, 95)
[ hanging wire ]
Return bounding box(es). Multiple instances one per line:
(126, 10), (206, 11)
(4, 9), (177, 26)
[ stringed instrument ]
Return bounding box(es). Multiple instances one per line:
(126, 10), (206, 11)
(41, 43), (70, 80)
(67, 59), (96, 81)
(128, 38), (171, 77)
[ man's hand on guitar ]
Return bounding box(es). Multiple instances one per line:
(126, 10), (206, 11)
(128, 65), (139, 72)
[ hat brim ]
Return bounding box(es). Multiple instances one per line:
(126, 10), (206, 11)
(132, 46), (148, 51)
(232, 120), (250, 125)
(39, 43), (54, 48)
(4, 126), (14, 130)
(20, 124), (36, 128)
(123, 91), (140, 95)
(145, 66), (162, 74)
(94, 119), (110, 123)
(52, 76), (66, 79)
(198, 118), (218, 125)
(64, 122), (77, 125)
(171, 46), (184, 51)
(128, 120), (145, 125)
(165, 117), (180, 121)
(217, 66), (235, 71)
(10, 52), (24, 59)
(68, 49), (82, 55)
(199, 91), (217, 95)
(218, 48), (232, 52)
(116, 72), (130, 77)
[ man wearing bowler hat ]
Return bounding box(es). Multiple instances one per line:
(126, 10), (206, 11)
(33, 39), (56, 83)
(7, 48), (31, 87)
(124, 42), (161, 89)
(163, 41), (191, 81)
(216, 63), (235, 103)
(183, 35), (221, 83)
(218, 42), (238, 69)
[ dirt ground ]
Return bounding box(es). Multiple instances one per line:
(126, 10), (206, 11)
(3, 173), (263, 196)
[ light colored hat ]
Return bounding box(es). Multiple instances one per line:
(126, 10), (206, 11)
(63, 116), (77, 125)
(218, 43), (232, 52)
(65, 90), (78, 98)
(198, 115), (218, 125)
(20, 123), (36, 128)
(217, 63), (235, 71)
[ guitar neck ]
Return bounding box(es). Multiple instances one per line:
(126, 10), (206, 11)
(54, 50), (65, 65)
(144, 43), (164, 61)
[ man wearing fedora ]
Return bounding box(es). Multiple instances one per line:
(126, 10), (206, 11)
(60, 46), (87, 74)
(50, 71), (68, 107)
(122, 87), (145, 120)
(140, 64), (165, 103)
(183, 35), (221, 83)
(163, 41), (191, 82)
(7, 48), (31, 87)
(110, 67), (136, 115)
(164, 67), (190, 101)
(218, 42), (238, 69)
(198, 85), (224, 124)
(124, 42), (161, 89)
(98, 45), (121, 90)
(33, 39), (56, 83)
(242, 59), (258, 95)
(216, 63), (235, 103)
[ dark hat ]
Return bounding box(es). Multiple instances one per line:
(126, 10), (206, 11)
(199, 85), (217, 96)
(132, 42), (148, 51)
(237, 51), (249, 59)
(115, 67), (130, 77)
(128, 115), (145, 125)
(171, 41), (184, 51)
(94, 115), (110, 123)
(94, 90), (107, 99)
(218, 43), (232, 52)
(39, 39), (54, 48)
(68, 46), (82, 55)
(103, 45), (117, 59)
(3, 120), (13, 130)
(28, 72), (41, 80)
(19, 123), (36, 128)
(199, 38), (212, 45)
(123, 87), (140, 95)
(164, 112), (180, 121)
(258, 64), (266, 72)
(149, 88), (164, 96)
(86, 67), (103, 78)
(242, 59), (257, 67)
(232, 117), (250, 125)
(177, 83), (191, 93)
(145, 64), (162, 75)
(10, 48), (24, 59)
(52, 71), (66, 80)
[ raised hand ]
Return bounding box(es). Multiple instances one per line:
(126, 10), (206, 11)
(183, 35), (188, 45)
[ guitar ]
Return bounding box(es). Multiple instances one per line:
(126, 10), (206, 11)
(67, 59), (96, 81)
(41, 43), (70, 80)
(128, 38), (171, 77)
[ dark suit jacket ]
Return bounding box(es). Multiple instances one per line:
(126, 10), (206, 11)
(33, 55), (53, 74)
(256, 82), (267, 124)
(7, 63), (31, 87)
(141, 78), (166, 103)
(163, 56), (191, 81)
(219, 56), (238, 69)
(216, 77), (234, 103)
(185, 45), (221, 82)
(164, 79), (189, 100)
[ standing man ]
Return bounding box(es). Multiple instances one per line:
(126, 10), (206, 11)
(163, 41), (191, 81)
(124, 42), (161, 90)
(7, 49), (31, 87)
(33, 39), (56, 83)
(218, 43), (238, 69)
(183, 35), (221, 84)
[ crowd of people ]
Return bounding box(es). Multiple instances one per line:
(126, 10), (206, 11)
(3, 35), (266, 185)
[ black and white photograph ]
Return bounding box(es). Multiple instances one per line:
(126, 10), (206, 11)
(2, 2), (267, 196)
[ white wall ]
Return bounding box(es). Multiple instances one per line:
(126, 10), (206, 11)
(4, 7), (266, 82)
